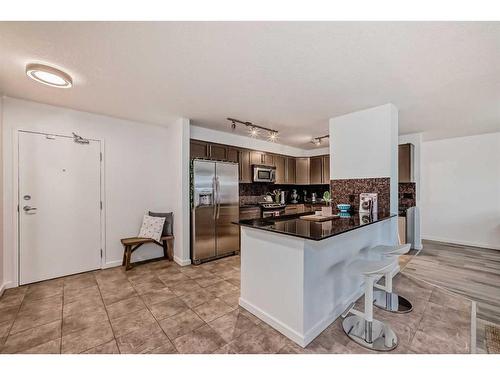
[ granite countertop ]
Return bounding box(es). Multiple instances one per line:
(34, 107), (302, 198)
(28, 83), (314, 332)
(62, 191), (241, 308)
(234, 211), (397, 241)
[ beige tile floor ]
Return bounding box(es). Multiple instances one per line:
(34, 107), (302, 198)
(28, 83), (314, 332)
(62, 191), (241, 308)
(0, 254), (472, 354)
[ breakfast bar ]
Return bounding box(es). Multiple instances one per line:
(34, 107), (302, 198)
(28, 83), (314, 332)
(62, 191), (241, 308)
(235, 211), (398, 347)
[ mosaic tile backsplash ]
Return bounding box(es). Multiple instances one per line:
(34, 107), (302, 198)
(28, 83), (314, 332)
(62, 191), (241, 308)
(399, 182), (416, 215)
(330, 177), (391, 212)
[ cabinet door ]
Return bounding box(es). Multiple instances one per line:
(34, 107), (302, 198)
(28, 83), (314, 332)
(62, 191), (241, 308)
(398, 217), (407, 244)
(239, 150), (252, 183)
(322, 155), (330, 183)
(210, 144), (228, 161)
(239, 208), (261, 220)
(190, 140), (209, 159)
(296, 158), (310, 184)
(227, 148), (239, 163)
(398, 144), (414, 182)
(285, 157), (296, 184)
(274, 155), (285, 184)
(310, 156), (323, 184)
(250, 151), (264, 165)
(262, 153), (274, 166)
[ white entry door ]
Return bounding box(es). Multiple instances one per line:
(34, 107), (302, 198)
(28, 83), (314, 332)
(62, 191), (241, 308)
(19, 131), (102, 285)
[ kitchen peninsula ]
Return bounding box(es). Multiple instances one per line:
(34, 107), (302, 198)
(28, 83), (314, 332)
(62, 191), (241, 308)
(236, 211), (398, 347)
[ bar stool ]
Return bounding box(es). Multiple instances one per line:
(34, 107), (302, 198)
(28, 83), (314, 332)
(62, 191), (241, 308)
(371, 244), (413, 313)
(341, 258), (398, 351)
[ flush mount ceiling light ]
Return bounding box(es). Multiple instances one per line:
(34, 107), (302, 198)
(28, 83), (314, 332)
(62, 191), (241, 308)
(227, 117), (279, 143)
(26, 63), (73, 88)
(311, 134), (329, 146)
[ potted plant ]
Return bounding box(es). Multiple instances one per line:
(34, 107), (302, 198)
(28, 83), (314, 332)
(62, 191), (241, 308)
(322, 191), (333, 216)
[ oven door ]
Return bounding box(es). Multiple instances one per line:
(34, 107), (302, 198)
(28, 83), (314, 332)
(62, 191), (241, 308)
(262, 209), (285, 218)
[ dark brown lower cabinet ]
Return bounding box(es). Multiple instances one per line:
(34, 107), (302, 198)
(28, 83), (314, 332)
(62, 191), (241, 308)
(239, 207), (261, 220)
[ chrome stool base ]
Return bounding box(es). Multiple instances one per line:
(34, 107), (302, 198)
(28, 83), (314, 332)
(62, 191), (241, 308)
(342, 315), (398, 351)
(373, 290), (413, 313)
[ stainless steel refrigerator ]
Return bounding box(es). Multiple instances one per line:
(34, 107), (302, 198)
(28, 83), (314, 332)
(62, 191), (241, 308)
(191, 159), (240, 264)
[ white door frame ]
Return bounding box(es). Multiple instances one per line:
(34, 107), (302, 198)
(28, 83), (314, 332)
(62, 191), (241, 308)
(14, 130), (106, 286)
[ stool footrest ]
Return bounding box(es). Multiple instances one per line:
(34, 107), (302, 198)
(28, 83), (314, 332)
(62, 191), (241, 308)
(342, 315), (398, 351)
(373, 290), (413, 313)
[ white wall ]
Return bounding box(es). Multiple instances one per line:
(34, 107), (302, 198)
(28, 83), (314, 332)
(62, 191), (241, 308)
(190, 125), (330, 157)
(421, 132), (500, 250)
(0, 98), (4, 295)
(2, 97), (190, 288)
(329, 103), (399, 212)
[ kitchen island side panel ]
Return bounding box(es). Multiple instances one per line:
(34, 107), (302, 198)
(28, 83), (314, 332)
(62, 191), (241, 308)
(302, 217), (397, 341)
(239, 227), (305, 341)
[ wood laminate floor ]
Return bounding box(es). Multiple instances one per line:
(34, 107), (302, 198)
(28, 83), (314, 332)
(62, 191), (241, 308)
(402, 240), (500, 353)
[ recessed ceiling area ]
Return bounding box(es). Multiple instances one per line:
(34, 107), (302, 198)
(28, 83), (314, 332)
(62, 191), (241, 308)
(0, 21), (499, 148)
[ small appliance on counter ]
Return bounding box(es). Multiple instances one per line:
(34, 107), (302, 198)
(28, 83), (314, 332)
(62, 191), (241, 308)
(359, 193), (378, 215)
(290, 189), (298, 204)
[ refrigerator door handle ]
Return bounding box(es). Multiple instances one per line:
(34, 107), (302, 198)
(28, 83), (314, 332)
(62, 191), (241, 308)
(216, 176), (221, 219)
(212, 176), (217, 219)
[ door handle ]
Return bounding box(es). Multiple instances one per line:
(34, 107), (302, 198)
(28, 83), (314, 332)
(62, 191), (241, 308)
(213, 177), (217, 219)
(216, 177), (221, 219)
(23, 205), (37, 213)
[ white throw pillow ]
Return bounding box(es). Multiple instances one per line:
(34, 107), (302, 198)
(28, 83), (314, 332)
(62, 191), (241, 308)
(138, 214), (166, 242)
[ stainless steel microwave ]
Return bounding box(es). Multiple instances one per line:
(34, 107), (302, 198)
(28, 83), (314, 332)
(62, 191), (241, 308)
(253, 165), (276, 183)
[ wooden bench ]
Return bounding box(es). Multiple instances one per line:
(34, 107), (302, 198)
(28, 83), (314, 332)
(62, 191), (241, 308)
(121, 235), (174, 270)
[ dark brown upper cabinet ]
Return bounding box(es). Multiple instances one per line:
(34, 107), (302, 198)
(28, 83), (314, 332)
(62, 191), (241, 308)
(322, 155), (330, 184)
(310, 156), (323, 184)
(190, 140), (210, 159)
(285, 157), (296, 184)
(296, 157), (310, 185)
(274, 155), (286, 184)
(227, 148), (239, 163)
(399, 143), (415, 182)
(190, 139), (331, 186)
(250, 151), (264, 165)
(250, 151), (274, 166)
(239, 149), (252, 183)
(209, 144), (227, 161)
(262, 153), (274, 166)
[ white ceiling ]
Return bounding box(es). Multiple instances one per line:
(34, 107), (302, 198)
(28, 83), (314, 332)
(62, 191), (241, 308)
(0, 22), (499, 148)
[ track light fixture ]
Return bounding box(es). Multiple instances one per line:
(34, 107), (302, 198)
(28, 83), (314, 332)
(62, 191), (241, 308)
(227, 118), (279, 143)
(311, 134), (329, 146)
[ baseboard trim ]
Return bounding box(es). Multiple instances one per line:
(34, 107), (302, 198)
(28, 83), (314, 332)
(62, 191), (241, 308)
(174, 256), (191, 266)
(239, 286), (365, 348)
(239, 297), (306, 347)
(0, 282), (6, 297)
(104, 260), (122, 269)
(422, 236), (500, 251)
